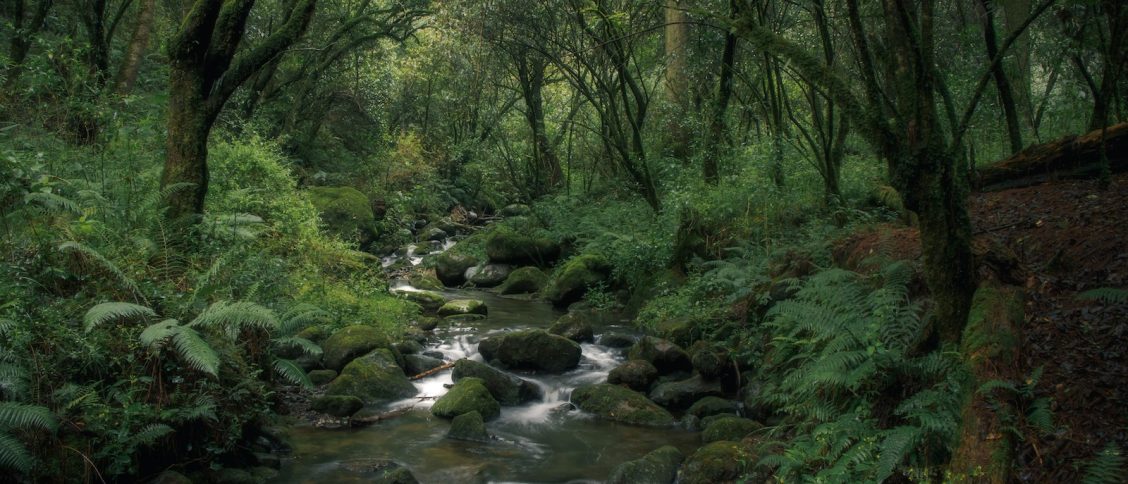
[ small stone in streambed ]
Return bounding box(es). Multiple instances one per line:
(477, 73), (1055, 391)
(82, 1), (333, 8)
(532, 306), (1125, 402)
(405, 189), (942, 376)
(403, 353), (444, 376)
(648, 374), (723, 411)
(307, 369), (337, 386)
(310, 395), (364, 418)
(606, 445), (684, 484)
(415, 317), (440, 331)
(431, 377), (501, 421)
(437, 299), (488, 317)
(447, 411), (491, 442)
(598, 332), (636, 348)
(607, 360), (658, 392)
(339, 459), (419, 483)
(423, 350), (445, 359)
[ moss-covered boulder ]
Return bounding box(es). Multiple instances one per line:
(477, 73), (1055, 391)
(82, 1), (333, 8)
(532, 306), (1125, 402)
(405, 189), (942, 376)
(688, 342), (729, 380)
(543, 254), (612, 306)
(311, 395), (364, 418)
(484, 230), (560, 266)
(606, 445), (684, 484)
(447, 410), (490, 442)
(628, 337), (692, 375)
(452, 359), (542, 405)
(649, 375), (723, 411)
(571, 384), (675, 426)
(467, 264), (512, 288)
(295, 325), (331, 344)
(307, 186), (376, 243)
(322, 325), (391, 371)
(497, 267), (549, 295)
(407, 272), (444, 291)
(414, 317), (440, 332)
(418, 227), (448, 242)
(403, 354), (444, 376)
(677, 441), (754, 484)
(598, 333), (637, 348)
(151, 470), (193, 484)
(701, 416), (762, 443)
(477, 330), (581, 373)
(499, 204), (532, 217)
(686, 396), (739, 420)
(431, 377), (501, 421)
(326, 349), (417, 404)
(435, 252), (479, 286)
(437, 299), (488, 317)
(391, 288), (446, 312)
(547, 312), (595, 343)
(307, 369), (337, 386)
(607, 360), (658, 392)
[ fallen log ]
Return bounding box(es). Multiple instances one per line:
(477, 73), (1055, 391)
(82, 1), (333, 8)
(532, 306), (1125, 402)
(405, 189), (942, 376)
(975, 122), (1128, 191)
(409, 362), (454, 380)
(350, 405), (416, 427)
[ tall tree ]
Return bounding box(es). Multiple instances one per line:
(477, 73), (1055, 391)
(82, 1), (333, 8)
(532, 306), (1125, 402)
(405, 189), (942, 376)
(161, 0), (317, 224)
(664, 0), (692, 160)
(978, 0), (1024, 154)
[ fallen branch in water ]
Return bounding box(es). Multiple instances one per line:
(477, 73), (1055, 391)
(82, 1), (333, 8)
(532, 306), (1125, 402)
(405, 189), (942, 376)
(351, 405), (416, 427)
(410, 362), (453, 380)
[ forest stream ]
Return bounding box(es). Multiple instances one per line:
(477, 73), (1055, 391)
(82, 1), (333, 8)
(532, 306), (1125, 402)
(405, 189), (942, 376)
(278, 240), (699, 483)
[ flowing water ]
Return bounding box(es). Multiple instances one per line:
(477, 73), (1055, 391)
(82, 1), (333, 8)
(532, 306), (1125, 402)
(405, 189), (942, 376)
(278, 263), (700, 483)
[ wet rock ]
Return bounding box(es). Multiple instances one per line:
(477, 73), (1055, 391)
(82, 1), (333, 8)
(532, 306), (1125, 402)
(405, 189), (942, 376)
(648, 375), (723, 411)
(252, 452), (281, 469)
(447, 410), (490, 442)
(295, 325), (330, 344)
(415, 317), (440, 331)
(403, 354), (444, 376)
(339, 459), (419, 483)
(432, 377), (501, 421)
(570, 383), (675, 427)
(437, 299), (488, 317)
(467, 264), (512, 288)
(628, 337), (692, 375)
(311, 395), (364, 418)
(598, 333), (637, 348)
(547, 313), (595, 343)
(419, 227), (448, 242)
(543, 254), (612, 306)
(322, 325), (392, 371)
(408, 272), (444, 291)
(477, 330), (582, 373)
(499, 204), (532, 217)
(484, 230), (560, 266)
(452, 359), (542, 405)
(392, 288), (446, 312)
(688, 342), (729, 380)
(607, 445), (684, 484)
(307, 369), (337, 386)
(395, 339), (424, 355)
(435, 252), (479, 286)
(701, 416), (763, 443)
(250, 467), (278, 482)
(497, 266), (549, 295)
(213, 468), (255, 484)
(740, 380), (773, 423)
(326, 349), (417, 404)
(678, 441), (754, 484)
(685, 396), (739, 420)
(607, 360), (658, 392)
(422, 350), (445, 359)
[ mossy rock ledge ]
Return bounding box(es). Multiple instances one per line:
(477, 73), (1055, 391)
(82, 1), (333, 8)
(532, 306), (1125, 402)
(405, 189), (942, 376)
(606, 445), (685, 484)
(484, 230), (560, 266)
(325, 349), (417, 404)
(570, 383), (675, 427)
(497, 266), (549, 295)
(477, 330), (582, 373)
(431, 377), (501, 421)
(437, 299), (488, 317)
(627, 337), (693, 375)
(451, 359), (542, 405)
(322, 325), (392, 371)
(543, 254), (612, 306)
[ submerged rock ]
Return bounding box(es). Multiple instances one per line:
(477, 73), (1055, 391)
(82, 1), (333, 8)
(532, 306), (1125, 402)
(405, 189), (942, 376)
(437, 299), (488, 317)
(543, 254), (612, 306)
(648, 375), (723, 411)
(447, 410), (491, 442)
(628, 337), (692, 375)
(678, 441), (754, 484)
(606, 445), (684, 484)
(435, 252), (479, 286)
(497, 266), (549, 295)
(339, 459), (419, 483)
(607, 360), (658, 392)
(547, 312), (595, 343)
(431, 377), (501, 421)
(326, 349), (417, 404)
(322, 325), (392, 371)
(570, 383), (675, 427)
(598, 332), (637, 348)
(310, 395), (364, 418)
(477, 330), (582, 373)
(452, 359), (542, 405)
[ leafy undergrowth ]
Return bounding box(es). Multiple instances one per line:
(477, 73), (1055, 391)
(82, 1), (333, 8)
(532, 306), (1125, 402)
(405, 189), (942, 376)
(969, 174), (1128, 482)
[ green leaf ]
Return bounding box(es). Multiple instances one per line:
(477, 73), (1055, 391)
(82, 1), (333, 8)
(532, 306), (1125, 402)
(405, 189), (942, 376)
(0, 430), (33, 473)
(189, 301), (279, 338)
(130, 424), (173, 447)
(139, 319), (181, 351)
(82, 302), (155, 333)
(170, 327), (220, 376)
(272, 359), (312, 388)
(0, 402), (57, 432)
(1076, 287), (1128, 304)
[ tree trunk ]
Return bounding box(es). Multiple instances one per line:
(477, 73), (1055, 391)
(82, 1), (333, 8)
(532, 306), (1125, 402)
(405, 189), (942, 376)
(516, 54), (562, 196)
(162, 70), (212, 223)
(114, 0), (156, 94)
(977, 0), (1024, 154)
(664, 0), (692, 161)
(703, 0), (738, 185)
(975, 122), (1128, 190)
(1001, 0), (1034, 130)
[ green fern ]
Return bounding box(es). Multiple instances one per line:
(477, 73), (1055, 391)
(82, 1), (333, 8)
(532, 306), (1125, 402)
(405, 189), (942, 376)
(140, 319), (219, 376)
(82, 302), (156, 333)
(188, 301), (279, 339)
(272, 359), (313, 388)
(272, 336), (322, 358)
(1076, 287), (1128, 304)
(0, 431), (34, 473)
(129, 423), (173, 447)
(23, 191), (82, 216)
(0, 402), (57, 432)
(278, 304), (333, 335)
(59, 242), (146, 303)
(1082, 443), (1125, 484)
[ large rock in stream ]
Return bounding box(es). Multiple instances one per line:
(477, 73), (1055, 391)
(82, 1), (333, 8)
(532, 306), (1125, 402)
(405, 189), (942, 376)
(607, 360), (658, 392)
(547, 312), (595, 343)
(466, 264), (512, 287)
(437, 299), (488, 317)
(435, 252), (479, 286)
(677, 441), (756, 484)
(447, 410), (490, 443)
(322, 325), (393, 371)
(452, 359), (542, 405)
(431, 377), (501, 421)
(628, 337), (692, 375)
(648, 375), (723, 411)
(497, 266), (548, 295)
(325, 349), (417, 404)
(606, 445), (685, 484)
(543, 254), (612, 306)
(570, 384), (675, 427)
(484, 230), (560, 266)
(477, 330), (582, 373)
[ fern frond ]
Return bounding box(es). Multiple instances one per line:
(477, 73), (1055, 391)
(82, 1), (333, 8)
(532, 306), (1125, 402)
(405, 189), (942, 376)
(1026, 397), (1055, 436)
(169, 327), (219, 376)
(82, 302), (155, 333)
(874, 426), (920, 482)
(1076, 287), (1128, 304)
(272, 359), (312, 388)
(0, 402), (57, 432)
(0, 318), (13, 336)
(1082, 443), (1125, 484)
(272, 336), (322, 357)
(59, 242), (146, 302)
(188, 301), (279, 339)
(279, 304), (332, 335)
(139, 319), (180, 351)
(0, 364), (28, 399)
(0, 430), (33, 473)
(24, 192), (81, 216)
(129, 424), (173, 447)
